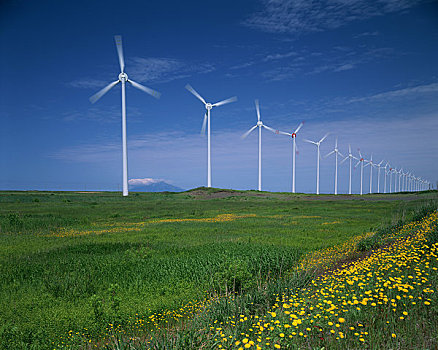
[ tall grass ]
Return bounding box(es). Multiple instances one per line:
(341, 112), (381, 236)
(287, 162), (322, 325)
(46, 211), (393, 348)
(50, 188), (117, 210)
(0, 190), (436, 349)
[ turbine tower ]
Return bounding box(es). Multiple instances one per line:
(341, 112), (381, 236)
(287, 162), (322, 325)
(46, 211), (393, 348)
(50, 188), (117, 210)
(304, 133), (329, 195)
(241, 100), (277, 191)
(89, 35), (161, 196)
(340, 144), (357, 195)
(324, 137), (344, 195)
(364, 154), (375, 194)
(277, 122), (304, 193)
(375, 160), (384, 193)
(383, 162), (390, 194)
(354, 150), (367, 195)
(185, 84), (237, 188)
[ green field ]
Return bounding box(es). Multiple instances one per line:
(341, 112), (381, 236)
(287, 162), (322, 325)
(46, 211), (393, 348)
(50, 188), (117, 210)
(0, 189), (437, 349)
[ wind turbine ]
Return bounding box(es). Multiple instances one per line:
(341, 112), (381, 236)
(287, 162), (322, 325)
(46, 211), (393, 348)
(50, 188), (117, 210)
(364, 154), (375, 194)
(277, 122), (304, 193)
(185, 84), (237, 188)
(392, 168), (398, 192)
(354, 149), (367, 195)
(89, 35), (161, 197)
(324, 137), (344, 195)
(374, 160), (384, 193)
(304, 133), (330, 195)
(340, 144), (357, 195)
(383, 162), (390, 194)
(241, 100), (277, 191)
(398, 168), (403, 192)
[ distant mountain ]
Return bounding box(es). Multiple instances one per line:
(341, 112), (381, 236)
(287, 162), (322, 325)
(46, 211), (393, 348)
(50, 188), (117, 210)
(128, 178), (184, 192)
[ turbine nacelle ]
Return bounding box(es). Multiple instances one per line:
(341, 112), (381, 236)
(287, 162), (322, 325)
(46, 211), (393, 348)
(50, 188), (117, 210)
(206, 103), (213, 110)
(118, 72), (128, 82)
(257, 121), (263, 127)
(291, 133), (296, 138)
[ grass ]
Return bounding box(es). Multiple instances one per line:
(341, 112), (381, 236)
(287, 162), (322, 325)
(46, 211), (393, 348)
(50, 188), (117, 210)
(0, 189), (436, 349)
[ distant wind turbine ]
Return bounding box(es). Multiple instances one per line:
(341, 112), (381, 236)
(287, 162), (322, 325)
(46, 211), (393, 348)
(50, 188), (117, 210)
(383, 162), (390, 193)
(340, 145), (357, 195)
(375, 160), (384, 193)
(364, 154), (375, 194)
(304, 133), (330, 195)
(277, 122), (304, 193)
(89, 35), (161, 197)
(241, 100), (277, 191)
(185, 84), (237, 188)
(324, 137), (344, 195)
(354, 149), (367, 195)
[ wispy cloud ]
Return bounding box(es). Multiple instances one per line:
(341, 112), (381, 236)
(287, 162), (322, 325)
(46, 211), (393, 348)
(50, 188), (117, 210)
(68, 79), (109, 89)
(348, 82), (438, 103)
(129, 57), (215, 84)
(353, 31), (379, 38)
(69, 58), (215, 88)
(263, 51), (297, 61)
(262, 46), (393, 80)
(244, 0), (425, 34)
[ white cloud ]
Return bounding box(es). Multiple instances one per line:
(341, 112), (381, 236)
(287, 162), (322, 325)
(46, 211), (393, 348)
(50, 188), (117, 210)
(68, 79), (109, 89)
(244, 0), (425, 34)
(129, 57), (215, 84)
(264, 51), (297, 61)
(348, 83), (438, 103)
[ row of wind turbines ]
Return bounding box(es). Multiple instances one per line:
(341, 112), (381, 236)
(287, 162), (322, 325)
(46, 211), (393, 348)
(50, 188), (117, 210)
(240, 101), (431, 195)
(89, 36), (431, 196)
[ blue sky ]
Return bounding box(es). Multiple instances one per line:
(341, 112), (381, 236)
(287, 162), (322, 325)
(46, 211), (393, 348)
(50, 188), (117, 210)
(1, 0), (437, 193)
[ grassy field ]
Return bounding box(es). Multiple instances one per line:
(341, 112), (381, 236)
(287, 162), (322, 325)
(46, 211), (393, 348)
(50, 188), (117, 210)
(0, 189), (436, 349)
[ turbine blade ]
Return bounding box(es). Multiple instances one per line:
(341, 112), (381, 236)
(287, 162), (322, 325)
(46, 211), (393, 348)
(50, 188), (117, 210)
(278, 130), (291, 136)
(325, 150), (335, 158)
(89, 80), (119, 104)
(255, 99), (261, 121)
(212, 96), (237, 107)
(340, 156), (348, 164)
(355, 160), (361, 168)
(114, 35), (125, 73)
(185, 84), (206, 104)
(303, 139), (317, 145)
(319, 132), (329, 143)
(349, 144), (351, 154)
(262, 125), (278, 134)
(241, 125), (258, 139)
(294, 122), (304, 134)
(201, 113), (207, 135)
(338, 151), (344, 158)
(335, 137), (338, 148)
(128, 79), (161, 99)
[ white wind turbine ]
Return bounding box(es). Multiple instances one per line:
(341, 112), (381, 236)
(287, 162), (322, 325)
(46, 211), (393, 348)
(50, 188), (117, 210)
(383, 162), (390, 193)
(185, 84), (237, 188)
(304, 133), (330, 195)
(277, 122), (304, 193)
(241, 100), (277, 191)
(375, 160), (384, 193)
(398, 168), (403, 192)
(89, 35), (161, 197)
(340, 145), (357, 195)
(324, 137), (344, 195)
(364, 154), (375, 194)
(389, 166), (394, 193)
(354, 149), (367, 195)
